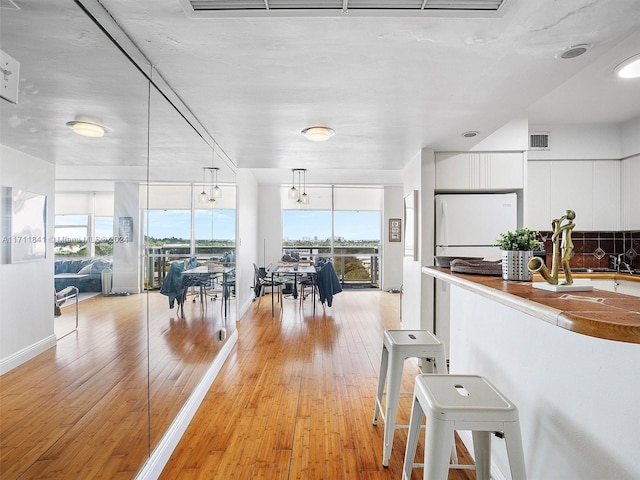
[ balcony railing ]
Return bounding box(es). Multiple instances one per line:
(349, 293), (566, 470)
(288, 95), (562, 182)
(281, 245), (380, 288)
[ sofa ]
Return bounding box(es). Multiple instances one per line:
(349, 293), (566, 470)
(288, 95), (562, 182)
(54, 257), (113, 293)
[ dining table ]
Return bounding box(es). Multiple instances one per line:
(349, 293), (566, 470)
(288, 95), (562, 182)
(267, 263), (317, 316)
(183, 265), (235, 318)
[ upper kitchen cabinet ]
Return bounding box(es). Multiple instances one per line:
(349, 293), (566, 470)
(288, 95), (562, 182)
(435, 152), (524, 191)
(621, 157), (640, 230)
(527, 160), (620, 231)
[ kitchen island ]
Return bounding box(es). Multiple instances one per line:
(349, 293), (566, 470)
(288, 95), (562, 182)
(422, 266), (640, 480)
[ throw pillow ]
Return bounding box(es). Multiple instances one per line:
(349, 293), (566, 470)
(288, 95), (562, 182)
(78, 262), (95, 274)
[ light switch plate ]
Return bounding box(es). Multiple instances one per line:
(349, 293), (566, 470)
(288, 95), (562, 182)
(1, 49), (20, 104)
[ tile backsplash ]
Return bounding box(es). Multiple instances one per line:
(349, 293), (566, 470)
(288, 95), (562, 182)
(537, 230), (639, 271)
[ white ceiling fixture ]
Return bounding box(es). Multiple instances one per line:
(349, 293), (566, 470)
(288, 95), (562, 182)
(65, 120), (106, 138)
(301, 126), (335, 142)
(557, 44), (591, 60)
(614, 53), (640, 79)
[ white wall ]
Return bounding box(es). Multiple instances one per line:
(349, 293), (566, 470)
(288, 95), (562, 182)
(382, 186), (403, 292)
(0, 145), (56, 374)
(112, 182), (141, 293)
(528, 124), (621, 160)
(620, 115), (640, 158)
(401, 148), (436, 331)
(257, 184), (284, 268)
(472, 113), (529, 152)
(235, 169), (259, 318)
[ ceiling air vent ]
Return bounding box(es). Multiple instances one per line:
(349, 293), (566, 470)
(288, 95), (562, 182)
(183, 0), (510, 16)
(529, 132), (550, 151)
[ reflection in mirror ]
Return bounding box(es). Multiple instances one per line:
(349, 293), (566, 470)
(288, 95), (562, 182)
(146, 86), (237, 450)
(1, 1), (236, 478)
(0, 1), (152, 478)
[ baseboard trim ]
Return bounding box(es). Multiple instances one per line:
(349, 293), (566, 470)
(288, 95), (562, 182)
(134, 328), (238, 479)
(0, 334), (57, 375)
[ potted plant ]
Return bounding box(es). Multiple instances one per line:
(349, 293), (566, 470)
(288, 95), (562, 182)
(494, 228), (541, 281)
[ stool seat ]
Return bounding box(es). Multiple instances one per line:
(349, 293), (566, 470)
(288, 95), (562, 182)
(403, 374), (526, 480)
(419, 374), (518, 422)
(373, 329), (447, 467)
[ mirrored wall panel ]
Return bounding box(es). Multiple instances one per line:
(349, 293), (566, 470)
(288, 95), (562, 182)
(0, 1), (236, 477)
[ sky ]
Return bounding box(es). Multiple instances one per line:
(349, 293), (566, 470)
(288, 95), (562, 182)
(147, 209), (236, 240)
(56, 209), (381, 242)
(283, 210), (380, 241)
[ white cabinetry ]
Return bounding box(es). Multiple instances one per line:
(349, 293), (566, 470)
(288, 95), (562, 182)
(527, 160), (620, 231)
(435, 152), (524, 191)
(621, 157), (640, 230)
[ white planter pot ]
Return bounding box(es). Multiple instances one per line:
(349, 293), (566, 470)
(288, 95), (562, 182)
(502, 250), (533, 281)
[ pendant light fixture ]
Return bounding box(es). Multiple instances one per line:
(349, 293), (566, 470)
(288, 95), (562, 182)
(211, 144), (222, 198)
(199, 167), (208, 203)
(288, 169), (298, 199)
(210, 167), (221, 199)
(289, 168), (308, 207)
(300, 169), (309, 205)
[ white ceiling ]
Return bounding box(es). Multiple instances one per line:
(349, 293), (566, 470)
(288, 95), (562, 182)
(1, 0), (640, 187)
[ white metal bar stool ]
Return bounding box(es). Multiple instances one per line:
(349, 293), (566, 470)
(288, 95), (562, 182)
(403, 374), (526, 480)
(372, 329), (447, 467)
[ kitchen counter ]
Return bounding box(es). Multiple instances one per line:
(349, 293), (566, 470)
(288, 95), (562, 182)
(422, 266), (640, 343)
(421, 266), (640, 479)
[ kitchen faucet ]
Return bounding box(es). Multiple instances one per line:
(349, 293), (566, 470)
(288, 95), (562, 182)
(616, 253), (633, 274)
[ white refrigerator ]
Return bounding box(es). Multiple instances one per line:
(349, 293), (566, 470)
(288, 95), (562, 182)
(434, 193), (517, 358)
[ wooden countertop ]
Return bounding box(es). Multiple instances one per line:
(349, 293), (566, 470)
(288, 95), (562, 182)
(422, 266), (640, 344)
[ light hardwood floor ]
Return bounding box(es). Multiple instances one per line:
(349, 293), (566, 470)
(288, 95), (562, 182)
(160, 290), (476, 479)
(1, 289), (474, 479)
(1, 290), (234, 479)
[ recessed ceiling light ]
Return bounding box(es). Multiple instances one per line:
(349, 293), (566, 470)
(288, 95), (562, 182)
(301, 126), (335, 141)
(462, 131), (479, 138)
(614, 53), (640, 79)
(66, 120), (106, 137)
(557, 44), (591, 60)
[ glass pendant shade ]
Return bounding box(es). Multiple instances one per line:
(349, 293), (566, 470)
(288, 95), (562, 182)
(199, 190), (208, 203)
(288, 186), (298, 199)
(212, 185), (222, 198)
(300, 192), (309, 205)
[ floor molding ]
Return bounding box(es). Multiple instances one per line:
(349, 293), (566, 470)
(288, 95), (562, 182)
(134, 328), (238, 480)
(0, 334), (57, 375)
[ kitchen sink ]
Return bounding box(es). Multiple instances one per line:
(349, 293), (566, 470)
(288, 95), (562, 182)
(571, 268), (617, 273)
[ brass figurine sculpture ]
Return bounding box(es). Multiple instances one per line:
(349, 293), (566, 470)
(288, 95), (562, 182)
(528, 210), (576, 285)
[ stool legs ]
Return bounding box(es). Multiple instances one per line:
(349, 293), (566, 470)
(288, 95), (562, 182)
(372, 345), (389, 427)
(402, 395), (423, 480)
(472, 431), (492, 480)
(504, 422), (527, 480)
(381, 348), (406, 466)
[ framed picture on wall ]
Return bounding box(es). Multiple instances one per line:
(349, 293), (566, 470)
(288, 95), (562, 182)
(404, 190), (418, 260)
(2, 188), (48, 264)
(389, 218), (402, 242)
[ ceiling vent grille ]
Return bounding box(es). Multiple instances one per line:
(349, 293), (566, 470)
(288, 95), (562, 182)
(184, 0), (509, 16)
(529, 132), (550, 151)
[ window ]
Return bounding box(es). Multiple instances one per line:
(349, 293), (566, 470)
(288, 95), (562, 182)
(194, 208), (236, 258)
(95, 216), (114, 256)
(54, 214), (89, 257)
(333, 210), (381, 283)
(281, 186), (383, 286)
